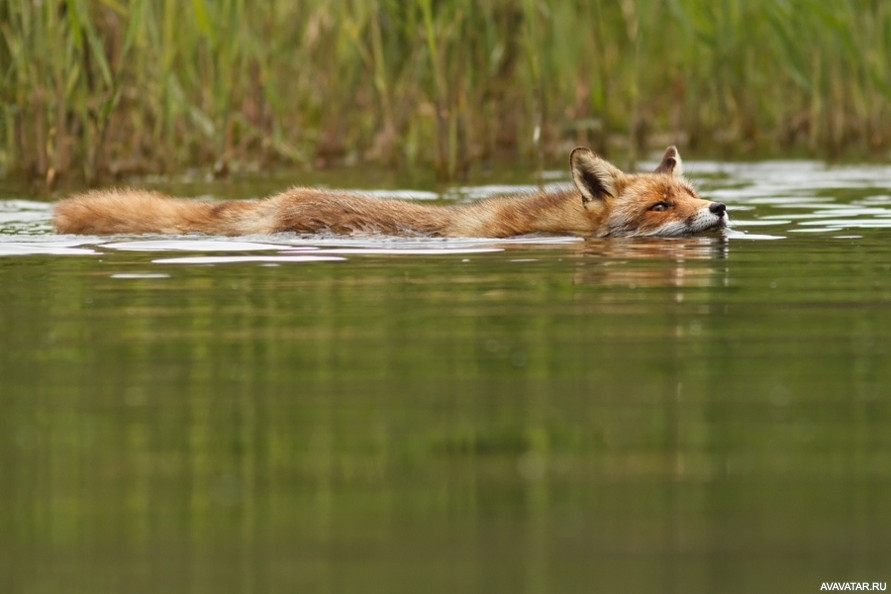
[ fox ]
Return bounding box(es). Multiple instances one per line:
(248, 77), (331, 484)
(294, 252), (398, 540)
(52, 146), (727, 238)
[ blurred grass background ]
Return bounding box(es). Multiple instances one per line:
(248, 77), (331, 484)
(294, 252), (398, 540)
(1, 0), (889, 183)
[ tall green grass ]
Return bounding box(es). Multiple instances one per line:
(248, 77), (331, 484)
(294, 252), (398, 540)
(1, 0), (889, 182)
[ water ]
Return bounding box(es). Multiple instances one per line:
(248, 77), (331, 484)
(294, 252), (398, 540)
(2, 159), (891, 593)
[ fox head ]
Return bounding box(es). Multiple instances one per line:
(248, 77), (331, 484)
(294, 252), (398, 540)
(570, 146), (727, 237)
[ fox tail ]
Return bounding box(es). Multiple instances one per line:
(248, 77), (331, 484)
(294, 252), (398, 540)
(52, 189), (268, 236)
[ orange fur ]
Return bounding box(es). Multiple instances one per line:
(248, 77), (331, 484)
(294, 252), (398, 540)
(52, 147), (727, 238)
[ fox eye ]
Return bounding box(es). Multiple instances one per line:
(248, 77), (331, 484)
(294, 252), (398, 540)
(649, 201), (671, 212)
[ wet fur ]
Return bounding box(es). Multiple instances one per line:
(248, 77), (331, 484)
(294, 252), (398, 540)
(53, 147), (727, 238)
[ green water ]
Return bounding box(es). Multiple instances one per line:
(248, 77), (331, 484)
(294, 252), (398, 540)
(2, 160), (891, 593)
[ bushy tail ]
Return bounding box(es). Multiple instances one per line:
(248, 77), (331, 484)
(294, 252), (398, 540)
(53, 189), (267, 236)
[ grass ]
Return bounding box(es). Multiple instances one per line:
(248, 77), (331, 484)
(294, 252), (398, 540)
(1, 0), (889, 183)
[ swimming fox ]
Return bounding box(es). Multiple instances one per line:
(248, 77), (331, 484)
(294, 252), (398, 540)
(52, 146), (727, 238)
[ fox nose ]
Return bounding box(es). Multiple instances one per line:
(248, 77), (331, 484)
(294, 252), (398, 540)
(709, 202), (727, 216)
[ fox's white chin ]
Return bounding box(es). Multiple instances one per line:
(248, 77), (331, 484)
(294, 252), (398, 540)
(648, 212), (729, 237)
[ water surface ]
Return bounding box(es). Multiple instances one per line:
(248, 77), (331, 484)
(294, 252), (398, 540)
(1, 159), (890, 593)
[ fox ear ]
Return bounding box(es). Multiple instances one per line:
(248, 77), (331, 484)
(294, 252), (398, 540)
(570, 147), (622, 205)
(653, 145), (683, 176)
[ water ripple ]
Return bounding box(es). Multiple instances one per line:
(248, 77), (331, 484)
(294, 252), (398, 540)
(153, 255), (347, 265)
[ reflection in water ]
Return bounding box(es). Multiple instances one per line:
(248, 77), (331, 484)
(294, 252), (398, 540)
(574, 236), (728, 288)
